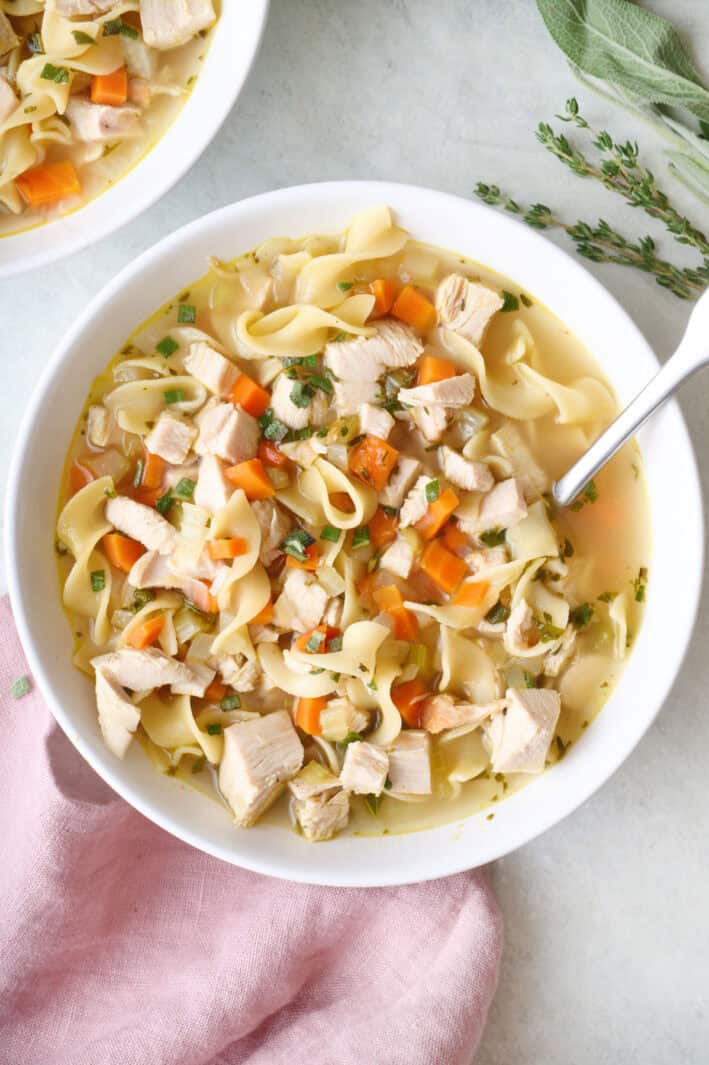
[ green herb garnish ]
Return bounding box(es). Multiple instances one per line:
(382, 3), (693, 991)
(501, 291), (519, 312)
(164, 389), (185, 405)
(520, 292), (533, 307)
(633, 566), (648, 603)
(177, 304), (196, 324)
(26, 32), (43, 54)
(10, 675), (31, 700)
(41, 63), (70, 84)
(72, 30), (95, 45)
(485, 602), (510, 624)
(156, 490), (173, 516)
(425, 479), (440, 503)
(90, 569), (106, 592)
(308, 373), (334, 395)
(206, 723), (222, 735)
(327, 635), (343, 652)
(352, 525), (371, 549)
(320, 524), (341, 543)
(537, 611), (564, 642)
(570, 602), (594, 628)
(280, 528), (315, 562)
(133, 459), (144, 488)
(306, 630), (326, 653)
(336, 281), (354, 292)
(364, 793), (382, 816)
(174, 478), (195, 500)
(103, 18), (139, 39)
(290, 380), (314, 408)
(132, 588), (155, 611)
(259, 408), (289, 442)
(156, 336), (178, 358)
(561, 538), (574, 558)
(339, 731), (363, 747)
(479, 527), (506, 547)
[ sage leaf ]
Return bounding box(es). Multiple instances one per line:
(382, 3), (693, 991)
(537, 0), (709, 121)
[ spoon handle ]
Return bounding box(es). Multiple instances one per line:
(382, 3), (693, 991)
(553, 293), (709, 508)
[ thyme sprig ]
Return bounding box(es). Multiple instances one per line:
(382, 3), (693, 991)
(476, 100), (709, 300)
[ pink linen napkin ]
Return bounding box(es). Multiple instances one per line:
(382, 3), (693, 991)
(0, 596), (502, 1065)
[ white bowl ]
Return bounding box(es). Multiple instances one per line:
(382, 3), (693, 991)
(6, 182), (704, 886)
(0, 1), (270, 279)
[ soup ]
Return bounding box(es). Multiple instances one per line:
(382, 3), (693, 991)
(0, 0), (217, 236)
(56, 206), (650, 843)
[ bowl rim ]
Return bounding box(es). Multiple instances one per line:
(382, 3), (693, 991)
(6, 180), (705, 886)
(0, 0), (270, 280)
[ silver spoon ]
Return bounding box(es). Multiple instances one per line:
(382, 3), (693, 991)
(553, 287), (709, 508)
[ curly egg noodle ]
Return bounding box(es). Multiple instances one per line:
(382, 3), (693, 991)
(56, 206), (650, 842)
(0, 0), (217, 232)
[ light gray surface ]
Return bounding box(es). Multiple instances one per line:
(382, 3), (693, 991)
(1, 2), (708, 1062)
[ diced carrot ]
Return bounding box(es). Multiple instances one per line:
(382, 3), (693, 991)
(126, 614), (164, 650)
(369, 278), (397, 318)
(251, 599), (272, 625)
(208, 537), (248, 560)
(391, 285), (437, 333)
(417, 355), (457, 386)
(16, 161), (81, 208)
(204, 679), (227, 704)
(419, 539), (467, 594)
(368, 506), (399, 549)
(415, 487), (460, 541)
(452, 580), (490, 607)
(102, 533), (145, 573)
(142, 451), (165, 490)
(225, 458), (275, 500)
(286, 542), (320, 571)
(373, 585), (418, 641)
(258, 440), (290, 469)
(294, 696), (327, 736)
(373, 584), (404, 613)
(330, 491), (355, 514)
(441, 520), (469, 553)
(295, 624), (341, 653)
(132, 486), (161, 508)
(348, 435), (399, 492)
(392, 677), (429, 728)
(229, 373), (271, 418)
(90, 66), (128, 106)
(69, 459), (94, 497)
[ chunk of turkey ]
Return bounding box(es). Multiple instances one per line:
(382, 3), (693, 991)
(194, 402), (259, 464)
(435, 274), (504, 346)
(379, 535), (414, 579)
(145, 412), (197, 465)
(183, 342), (238, 398)
(490, 424), (549, 500)
(399, 475), (431, 528)
(219, 711), (304, 827)
(92, 647), (204, 695)
(194, 454), (232, 512)
(340, 741), (389, 796)
(412, 404), (451, 444)
(503, 599), (537, 657)
(487, 687), (561, 774)
(141, 0), (216, 50)
(128, 550), (222, 614)
(543, 625), (576, 678)
(439, 445), (493, 492)
(270, 373), (328, 430)
(272, 568), (328, 634)
(251, 498), (292, 566)
(359, 402), (394, 440)
(94, 668), (140, 759)
(398, 373), (476, 409)
(387, 731), (432, 794)
(319, 698), (371, 743)
(324, 320), (422, 381)
(86, 404), (112, 448)
(292, 790), (350, 842)
(52, 0), (114, 15)
(464, 478), (527, 535)
(65, 100), (142, 143)
(379, 454), (421, 509)
(420, 693), (505, 734)
(106, 496), (176, 555)
(333, 379), (380, 416)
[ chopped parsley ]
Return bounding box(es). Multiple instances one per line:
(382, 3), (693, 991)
(283, 354), (317, 368)
(479, 527), (506, 547)
(570, 602), (594, 628)
(206, 723), (222, 736)
(259, 408), (289, 442)
(425, 479), (440, 503)
(364, 793), (382, 815)
(523, 671), (537, 689)
(520, 292), (533, 308)
(103, 17), (139, 38)
(561, 538), (574, 558)
(41, 63), (70, 84)
(598, 591), (616, 603)
(320, 524), (341, 543)
(633, 567), (648, 603)
(501, 291), (519, 312)
(280, 528), (315, 563)
(156, 336), (178, 358)
(133, 458), (144, 488)
(90, 569), (106, 592)
(570, 479), (598, 510)
(164, 389), (185, 404)
(537, 612), (564, 642)
(327, 635), (343, 652)
(132, 589), (155, 611)
(220, 694), (241, 710)
(306, 630), (326, 653)
(26, 32), (43, 54)
(290, 380), (314, 408)
(177, 304), (196, 324)
(72, 30), (95, 45)
(10, 675), (31, 700)
(336, 281), (354, 292)
(485, 602), (510, 624)
(174, 478), (195, 500)
(382, 505), (399, 518)
(308, 373), (334, 395)
(339, 732), (362, 747)
(156, 490), (173, 516)
(352, 525), (371, 549)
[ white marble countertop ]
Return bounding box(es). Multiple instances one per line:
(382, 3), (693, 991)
(2, 1), (708, 1061)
